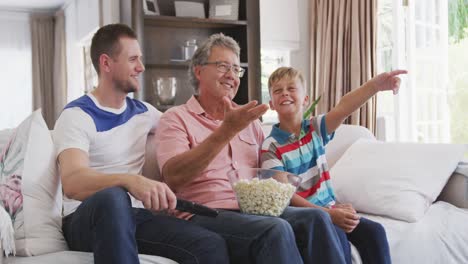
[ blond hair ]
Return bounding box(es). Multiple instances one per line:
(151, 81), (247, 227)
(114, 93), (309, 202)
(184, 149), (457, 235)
(267, 67), (305, 93)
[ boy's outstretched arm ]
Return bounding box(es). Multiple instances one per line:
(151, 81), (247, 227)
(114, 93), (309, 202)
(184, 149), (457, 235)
(325, 70), (407, 134)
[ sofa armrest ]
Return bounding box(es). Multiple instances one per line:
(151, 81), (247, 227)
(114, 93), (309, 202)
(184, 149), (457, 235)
(438, 163), (468, 208)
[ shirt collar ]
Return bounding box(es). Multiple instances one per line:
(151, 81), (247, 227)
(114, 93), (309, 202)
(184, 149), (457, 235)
(270, 119), (311, 145)
(186, 95), (206, 115)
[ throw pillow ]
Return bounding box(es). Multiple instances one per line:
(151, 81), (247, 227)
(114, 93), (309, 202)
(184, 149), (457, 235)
(0, 110), (67, 255)
(331, 139), (465, 222)
(0, 129), (14, 150)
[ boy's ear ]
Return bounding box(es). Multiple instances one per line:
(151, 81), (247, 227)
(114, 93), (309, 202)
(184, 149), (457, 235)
(269, 100), (275, 110)
(303, 95), (309, 106)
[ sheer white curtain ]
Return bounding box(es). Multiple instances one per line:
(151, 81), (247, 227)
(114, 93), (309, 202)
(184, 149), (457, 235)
(0, 11), (32, 130)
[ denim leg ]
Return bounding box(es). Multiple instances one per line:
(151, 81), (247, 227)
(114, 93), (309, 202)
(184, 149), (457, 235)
(280, 206), (347, 264)
(190, 210), (303, 264)
(135, 209), (229, 264)
(62, 187), (139, 264)
(347, 217), (391, 264)
(334, 225), (352, 264)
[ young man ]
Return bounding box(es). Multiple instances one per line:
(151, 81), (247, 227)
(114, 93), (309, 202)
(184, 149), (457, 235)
(155, 33), (350, 264)
(53, 24), (228, 264)
(261, 67), (407, 264)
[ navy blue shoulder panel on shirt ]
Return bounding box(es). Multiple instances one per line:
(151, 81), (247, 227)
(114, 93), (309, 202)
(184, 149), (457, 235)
(64, 95), (148, 132)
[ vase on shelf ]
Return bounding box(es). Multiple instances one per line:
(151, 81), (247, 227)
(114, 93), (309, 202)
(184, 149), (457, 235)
(152, 77), (177, 107)
(183, 39), (198, 60)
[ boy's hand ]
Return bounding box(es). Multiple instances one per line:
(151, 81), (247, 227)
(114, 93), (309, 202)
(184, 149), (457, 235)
(329, 208), (360, 233)
(334, 203), (356, 212)
(222, 96), (269, 134)
(370, 70), (408, 95)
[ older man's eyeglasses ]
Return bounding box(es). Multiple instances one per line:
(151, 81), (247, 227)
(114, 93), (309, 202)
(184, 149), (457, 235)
(202, 61), (245, 78)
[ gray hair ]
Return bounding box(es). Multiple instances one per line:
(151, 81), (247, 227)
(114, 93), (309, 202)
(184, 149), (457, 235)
(188, 33), (241, 93)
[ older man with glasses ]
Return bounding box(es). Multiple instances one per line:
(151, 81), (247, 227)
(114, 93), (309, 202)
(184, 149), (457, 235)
(154, 33), (348, 264)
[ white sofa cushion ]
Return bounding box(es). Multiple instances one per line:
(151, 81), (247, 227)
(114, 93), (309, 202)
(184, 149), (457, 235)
(5, 251), (178, 264)
(0, 110), (67, 255)
(331, 139), (465, 222)
(325, 124), (377, 168)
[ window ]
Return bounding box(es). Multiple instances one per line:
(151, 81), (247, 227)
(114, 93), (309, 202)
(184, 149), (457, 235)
(83, 44), (98, 94)
(411, 0), (450, 143)
(376, 0), (397, 141)
(447, 0), (468, 147)
(376, 0), (465, 144)
(0, 11), (32, 130)
(260, 49), (290, 124)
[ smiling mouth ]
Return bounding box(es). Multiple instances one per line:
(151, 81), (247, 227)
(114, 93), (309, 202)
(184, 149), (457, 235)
(280, 101), (294, 105)
(221, 82), (234, 89)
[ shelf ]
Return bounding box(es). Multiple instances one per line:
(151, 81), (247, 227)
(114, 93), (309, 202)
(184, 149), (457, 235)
(147, 62), (189, 68)
(131, 0), (260, 106)
(144, 15), (247, 28)
(147, 62), (249, 69)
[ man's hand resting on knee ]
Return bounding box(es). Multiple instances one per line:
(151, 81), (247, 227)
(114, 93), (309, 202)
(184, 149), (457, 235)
(125, 176), (177, 211)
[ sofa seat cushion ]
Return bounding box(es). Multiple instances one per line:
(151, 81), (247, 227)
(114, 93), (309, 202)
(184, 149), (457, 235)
(4, 251), (178, 264)
(360, 202), (468, 263)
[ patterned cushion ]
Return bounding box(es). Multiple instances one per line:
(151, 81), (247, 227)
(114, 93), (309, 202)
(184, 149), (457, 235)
(0, 129), (23, 229)
(0, 110), (67, 255)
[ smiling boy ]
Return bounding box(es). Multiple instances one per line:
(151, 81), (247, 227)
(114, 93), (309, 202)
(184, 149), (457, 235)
(261, 66), (407, 264)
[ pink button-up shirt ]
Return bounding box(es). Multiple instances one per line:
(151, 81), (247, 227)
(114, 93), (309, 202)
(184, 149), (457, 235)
(155, 96), (264, 218)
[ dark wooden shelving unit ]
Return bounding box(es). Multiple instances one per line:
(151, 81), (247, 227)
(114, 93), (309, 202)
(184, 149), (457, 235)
(146, 62), (249, 68)
(124, 0), (260, 111)
(144, 15), (248, 28)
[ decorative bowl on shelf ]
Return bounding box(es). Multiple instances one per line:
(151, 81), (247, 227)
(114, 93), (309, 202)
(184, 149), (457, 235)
(152, 77), (177, 106)
(227, 168), (301, 217)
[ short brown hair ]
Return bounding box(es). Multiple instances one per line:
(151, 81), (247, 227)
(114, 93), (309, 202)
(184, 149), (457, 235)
(268, 67), (305, 92)
(90, 23), (137, 75)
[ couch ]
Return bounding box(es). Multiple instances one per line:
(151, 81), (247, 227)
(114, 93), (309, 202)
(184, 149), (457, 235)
(1, 111), (467, 263)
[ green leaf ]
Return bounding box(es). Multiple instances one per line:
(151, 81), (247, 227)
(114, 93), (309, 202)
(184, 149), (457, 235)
(303, 95), (321, 120)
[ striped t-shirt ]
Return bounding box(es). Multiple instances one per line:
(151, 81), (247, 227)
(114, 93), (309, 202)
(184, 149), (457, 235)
(261, 115), (336, 208)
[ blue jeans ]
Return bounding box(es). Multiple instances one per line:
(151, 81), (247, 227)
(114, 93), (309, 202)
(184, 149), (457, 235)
(343, 217), (391, 264)
(62, 187), (229, 264)
(190, 206), (347, 264)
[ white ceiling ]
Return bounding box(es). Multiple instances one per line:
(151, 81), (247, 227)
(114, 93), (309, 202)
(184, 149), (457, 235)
(0, 0), (70, 11)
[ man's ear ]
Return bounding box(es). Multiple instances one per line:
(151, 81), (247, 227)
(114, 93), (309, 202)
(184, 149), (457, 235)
(194, 65), (203, 81)
(99, 54), (112, 73)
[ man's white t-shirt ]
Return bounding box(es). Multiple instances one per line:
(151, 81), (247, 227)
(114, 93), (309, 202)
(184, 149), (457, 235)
(53, 93), (161, 216)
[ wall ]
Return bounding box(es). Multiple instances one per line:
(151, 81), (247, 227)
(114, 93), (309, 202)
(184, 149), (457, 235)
(64, 0), (119, 102)
(64, 0), (83, 102)
(0, 10), (32, 129)
(260, 0), (310, 89)
(289, 0), (310, 89)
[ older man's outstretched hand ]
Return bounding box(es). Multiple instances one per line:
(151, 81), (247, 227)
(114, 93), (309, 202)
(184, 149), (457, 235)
(222, 96), (268, 134)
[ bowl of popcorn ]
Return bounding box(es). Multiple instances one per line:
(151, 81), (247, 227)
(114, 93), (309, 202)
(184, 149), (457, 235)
(228, 168), (302, 217)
